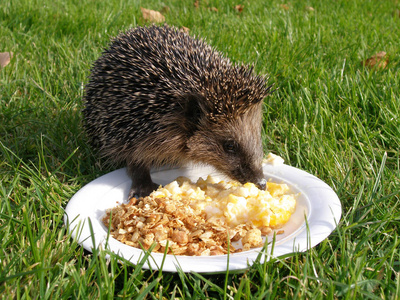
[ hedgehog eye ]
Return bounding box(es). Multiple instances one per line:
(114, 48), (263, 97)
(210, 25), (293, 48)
(223, 140), (238, 154)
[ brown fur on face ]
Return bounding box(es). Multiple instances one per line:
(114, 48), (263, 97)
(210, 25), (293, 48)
(117, 96), (264, 182)
(185, 102), (264, 185)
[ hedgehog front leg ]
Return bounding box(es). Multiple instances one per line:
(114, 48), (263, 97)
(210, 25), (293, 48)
(126, 164), (159, 200)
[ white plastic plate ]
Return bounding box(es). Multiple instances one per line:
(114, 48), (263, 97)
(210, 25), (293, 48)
(64, 164), (341, 273)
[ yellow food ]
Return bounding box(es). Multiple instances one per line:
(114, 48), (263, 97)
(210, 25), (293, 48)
(152, 175), (296, 229)
(103, 175), (297, 256)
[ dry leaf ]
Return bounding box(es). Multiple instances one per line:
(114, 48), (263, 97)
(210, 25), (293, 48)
(194, 0), (199, 8)
(141, 7), (165, 23)
(235, 4), (244, 13)
(362, 51), (388, 70)
(280, 4), (290, 10)
(210, 7), (218, 12)
(0, 52), (13, 68)
(305, 6), (315, 11)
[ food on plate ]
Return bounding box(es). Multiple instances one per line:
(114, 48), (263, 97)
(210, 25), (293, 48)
(102, 175), (296, 256)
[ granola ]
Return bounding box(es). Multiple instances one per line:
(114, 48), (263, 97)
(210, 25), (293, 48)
(102, 175), (296, 256)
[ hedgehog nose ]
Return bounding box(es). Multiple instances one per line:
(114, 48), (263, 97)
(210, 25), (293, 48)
(256, 178), (267, 190)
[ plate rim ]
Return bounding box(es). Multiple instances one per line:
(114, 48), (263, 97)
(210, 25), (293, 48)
(64, 163), (342, 273)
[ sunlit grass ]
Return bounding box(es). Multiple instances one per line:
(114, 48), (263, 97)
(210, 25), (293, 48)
(1, 0), (399, 298)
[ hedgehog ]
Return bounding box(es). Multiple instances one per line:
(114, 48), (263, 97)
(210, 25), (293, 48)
(83, 25), (273, 199)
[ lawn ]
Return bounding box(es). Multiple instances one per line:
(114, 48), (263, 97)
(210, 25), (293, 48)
(1, 0), (399, 298)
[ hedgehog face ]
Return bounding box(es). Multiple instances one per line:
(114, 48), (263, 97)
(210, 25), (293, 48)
(186, 103), (266, 189)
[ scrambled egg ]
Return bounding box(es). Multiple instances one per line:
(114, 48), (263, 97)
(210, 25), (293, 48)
(104, 171), (297, 255)
(151, 175), (296, 229)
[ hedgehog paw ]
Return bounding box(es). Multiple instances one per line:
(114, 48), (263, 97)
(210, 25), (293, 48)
(128, 182), (159, 200)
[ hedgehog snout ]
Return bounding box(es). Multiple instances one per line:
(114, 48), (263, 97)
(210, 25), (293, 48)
(255, 177), (267, 190)
(245, 165), (266, 190)
(231, 163), (266, 190)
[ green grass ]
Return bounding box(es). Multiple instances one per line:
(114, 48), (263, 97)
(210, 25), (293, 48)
(1, 0), (400, 298)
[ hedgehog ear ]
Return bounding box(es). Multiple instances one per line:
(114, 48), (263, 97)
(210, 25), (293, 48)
(184, 93), (208, 131)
